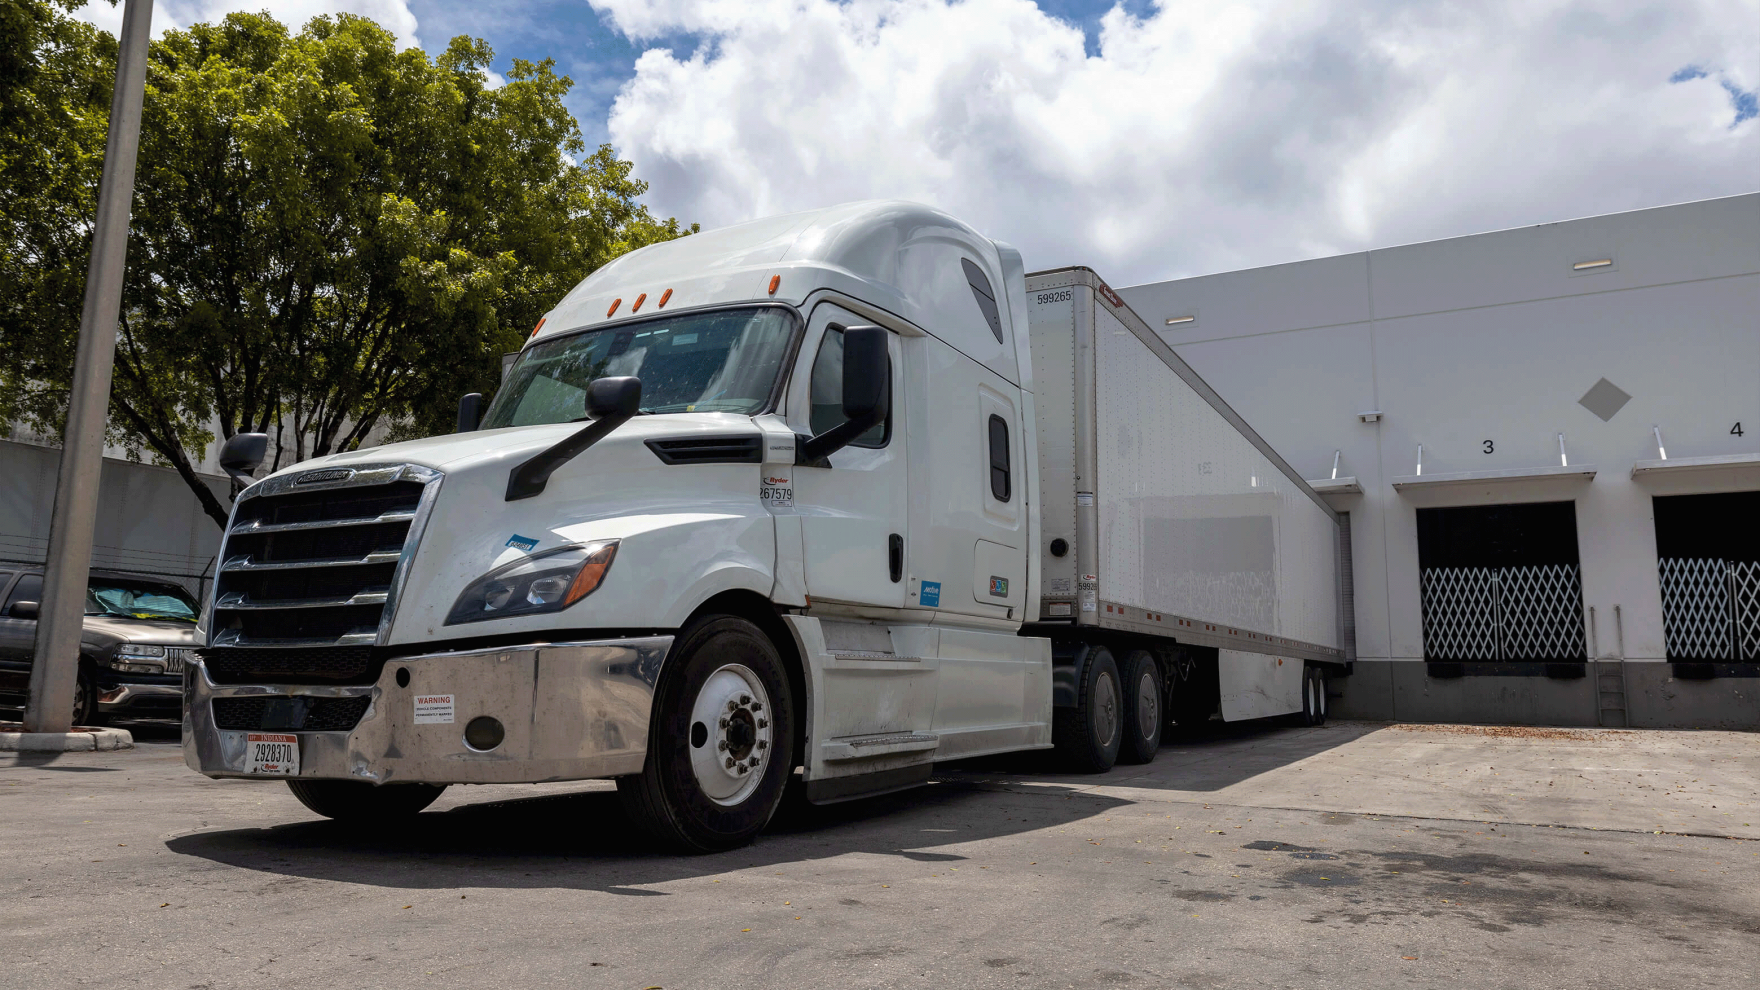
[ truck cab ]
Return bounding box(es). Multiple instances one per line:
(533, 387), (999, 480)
(185, 201), (1054, 850)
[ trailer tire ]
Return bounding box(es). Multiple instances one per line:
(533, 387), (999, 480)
(286, 780), (447, 821)
(617, 614), (795, 853)
(1053, 647), (1121, 773)
(1117, 649), (1162, 765)
(1299, 665), (1327, 727)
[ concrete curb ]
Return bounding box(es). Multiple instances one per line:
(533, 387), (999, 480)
(0, 724), (135, 752)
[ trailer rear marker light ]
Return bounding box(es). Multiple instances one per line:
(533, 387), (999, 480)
(1165, 315), (1195, 325)
(1573, 259), (1613, 270)
(768, 275), (781, 295)
(631, 292), (647, 312)
(607, 298), (621, 317)
(658, 288), (672, 308)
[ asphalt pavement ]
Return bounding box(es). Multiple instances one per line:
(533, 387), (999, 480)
(3, 719), (1755, 989)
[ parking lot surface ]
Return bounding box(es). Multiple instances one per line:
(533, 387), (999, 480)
(3, 720), (1756, 989)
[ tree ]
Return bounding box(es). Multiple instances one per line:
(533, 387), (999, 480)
(0, 7), (692, 527)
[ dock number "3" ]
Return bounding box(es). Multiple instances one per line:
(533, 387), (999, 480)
(1482, 440), (1495, 454)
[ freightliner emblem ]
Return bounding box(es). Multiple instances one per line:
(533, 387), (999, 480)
(295, 468), (355, 485)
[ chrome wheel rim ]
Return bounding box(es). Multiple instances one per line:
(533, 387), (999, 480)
(1136, 669), (1159, 740)
(687, 663), (773, 807)
(1093, 669), (1119, 749)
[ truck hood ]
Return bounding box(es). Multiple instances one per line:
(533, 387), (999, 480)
(254, 413), (768, 483)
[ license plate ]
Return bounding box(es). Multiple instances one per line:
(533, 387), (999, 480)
(244, 733), (299, 776)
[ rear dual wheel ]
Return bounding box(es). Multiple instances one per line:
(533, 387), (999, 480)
(1117, 649), (1162, 765)
(618, 615), (796, 853)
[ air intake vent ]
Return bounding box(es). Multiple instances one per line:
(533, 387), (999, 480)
(645, 435), (764, 465)
(209, 464), (438, 650)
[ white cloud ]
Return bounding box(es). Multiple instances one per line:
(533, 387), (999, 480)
(596, 0), (1760, 284)
(76, 1), (423, 50)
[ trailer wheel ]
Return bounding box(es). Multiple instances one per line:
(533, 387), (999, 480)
(1053, 647), (1121, 773)
(1117, 649), (1162, 765)
(1299, 664), (1327, 727)
(286, 780), (447, 821)
(617, 614), (795, 853)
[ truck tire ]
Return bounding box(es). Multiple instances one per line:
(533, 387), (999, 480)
(617, 614), (796, 853)
(286, 780), (447, 820)
(1117, 649), (1162, 765)
(72, 667), (102, 727)
(1053, 646), (1121, 773)
(1299, 664), (1327, 727)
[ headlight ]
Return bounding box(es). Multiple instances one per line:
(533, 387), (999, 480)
(444, 541), (618, 626)
(116, 644), (167, 658)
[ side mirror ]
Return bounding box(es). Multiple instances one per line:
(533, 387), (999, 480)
(585, 376), (644, 420)
(505, 377), (643, 501)
(456, 392), (484, 433)
(800, 326), (890, 464)
(218, 433), (269, 489)
(9, 600), (39, 620)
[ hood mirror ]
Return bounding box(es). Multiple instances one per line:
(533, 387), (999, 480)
(456, 392), (484, 433)
(505, 377), (643, 501)
(218, 433), (269, 489)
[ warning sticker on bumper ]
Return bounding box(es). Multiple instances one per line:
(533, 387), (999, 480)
(414, 694), (455, 724)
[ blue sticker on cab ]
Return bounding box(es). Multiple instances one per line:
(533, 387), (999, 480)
(505, 534), (538, 552)
(919, 580), (941, 607)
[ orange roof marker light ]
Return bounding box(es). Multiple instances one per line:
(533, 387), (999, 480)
(607, 298), (622, 318)
(657, 288), (673, 308)
(631, 292), (648, 313)
(530, 317), (546, 338)
(767, 275), (781, 296)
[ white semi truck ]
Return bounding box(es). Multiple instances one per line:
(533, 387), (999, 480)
(186, 202), (1351, 850)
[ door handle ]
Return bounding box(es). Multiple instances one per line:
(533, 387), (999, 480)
(888, 534), (904, 583)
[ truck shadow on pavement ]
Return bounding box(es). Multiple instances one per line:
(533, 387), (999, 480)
(163, 776), (1132, 894)
(945, 719), (1377, 793)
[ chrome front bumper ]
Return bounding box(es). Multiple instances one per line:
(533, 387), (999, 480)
(183, 637), (672, 784)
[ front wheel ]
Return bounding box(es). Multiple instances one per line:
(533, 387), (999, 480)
(286, 779), (447, 821)
(617, 615), (796, 853)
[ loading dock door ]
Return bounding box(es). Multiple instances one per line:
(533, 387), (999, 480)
(1417, 501), (1586, 662)
(1654, 491), (1760, 661)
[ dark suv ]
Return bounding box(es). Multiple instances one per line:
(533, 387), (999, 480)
(0, 569), (200, 725)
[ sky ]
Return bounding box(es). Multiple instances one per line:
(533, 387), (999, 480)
(77, 0), (1760, 286)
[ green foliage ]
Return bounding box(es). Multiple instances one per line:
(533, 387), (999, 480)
(0, 6), (693, 526)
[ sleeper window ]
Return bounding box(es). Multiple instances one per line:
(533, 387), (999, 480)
(988, 415), (1011, 501)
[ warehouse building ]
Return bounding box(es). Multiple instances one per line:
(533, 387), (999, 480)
(1120, 193), (1760, 728)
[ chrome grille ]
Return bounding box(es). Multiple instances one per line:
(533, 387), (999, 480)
(208, 464), (440, 650)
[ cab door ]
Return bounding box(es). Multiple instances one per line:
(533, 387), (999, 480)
(786, 304), (909, 608)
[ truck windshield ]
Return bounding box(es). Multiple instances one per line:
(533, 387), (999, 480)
(84, 579), (199, 622)
(483, 307), (797, 427)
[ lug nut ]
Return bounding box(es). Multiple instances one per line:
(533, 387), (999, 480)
(757, 739), (767, 750)
(728, 700), (738, 712)
(718, 740), (727, 751)
(749, 754), (760, 766)
(725, 757), (735, 768)
(719, 717), (730, 728)
(751, 702), (762, 711)
(737, 763), (749, 775)
(739, 694), (750, 704)
(757, 718), (768, 729)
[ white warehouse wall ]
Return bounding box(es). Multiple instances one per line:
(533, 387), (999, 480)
(1120, 193), (1760, 728)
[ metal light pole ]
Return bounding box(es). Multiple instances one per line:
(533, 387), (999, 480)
(24, 0), (156, 733)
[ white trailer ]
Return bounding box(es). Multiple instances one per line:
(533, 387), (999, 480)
(1022, 268), (1351, 768)
(182, 203), (1349, 850)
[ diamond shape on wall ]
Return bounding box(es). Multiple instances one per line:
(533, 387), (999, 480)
(1578, 378), (1631, 422)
